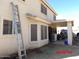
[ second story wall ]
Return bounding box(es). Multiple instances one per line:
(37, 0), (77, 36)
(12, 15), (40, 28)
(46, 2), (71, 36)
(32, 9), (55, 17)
(0, 0), (56, 22)
(26, 0), (56, 22)
(0, 0), (28, 20)
(0, 0), (12, 20)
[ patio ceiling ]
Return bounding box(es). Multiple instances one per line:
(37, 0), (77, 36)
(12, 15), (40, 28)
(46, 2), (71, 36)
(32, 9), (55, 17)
(51, 20), (73, 27)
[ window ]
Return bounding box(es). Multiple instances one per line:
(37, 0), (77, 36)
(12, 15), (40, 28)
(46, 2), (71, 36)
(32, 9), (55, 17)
(45, 26), (47, 39)
(41, 25), (47, 40)
(31, 24), (37, 41)
(53, 15), (56, 20)
(3, 20), (12, 34)
(22, 0), (25, 1)
(41, 4), (47, 15)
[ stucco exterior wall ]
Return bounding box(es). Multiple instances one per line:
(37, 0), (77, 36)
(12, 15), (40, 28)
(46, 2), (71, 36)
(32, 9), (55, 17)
(0, 35), (17, 57)
(26, 0), (56, 21)
(0, 0), (55, 56)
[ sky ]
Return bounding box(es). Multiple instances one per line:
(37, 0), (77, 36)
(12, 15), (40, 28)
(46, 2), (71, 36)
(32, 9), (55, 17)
(47, 0), (79, 33)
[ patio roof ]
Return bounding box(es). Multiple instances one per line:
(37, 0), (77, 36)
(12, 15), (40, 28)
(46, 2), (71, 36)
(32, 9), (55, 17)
(26, 14), (51, 24)
(26, 14), (73, 27)
(51, 20), (73, 27)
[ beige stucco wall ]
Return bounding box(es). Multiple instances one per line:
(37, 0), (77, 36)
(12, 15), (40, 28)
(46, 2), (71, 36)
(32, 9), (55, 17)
(26, 0), (56, 22)
(0, 0), (55, 56)
(0, 0), (28, 56)
(0, 35), (17, 57)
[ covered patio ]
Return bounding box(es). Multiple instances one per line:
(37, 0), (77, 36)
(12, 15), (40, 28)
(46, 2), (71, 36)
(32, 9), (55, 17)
(50, 20), (73, 45)
(26, 14), (74, 45)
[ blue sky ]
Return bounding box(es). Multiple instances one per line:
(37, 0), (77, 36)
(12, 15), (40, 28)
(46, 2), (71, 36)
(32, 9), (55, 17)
(47, 0), (79, 33)
(47, 0), (79, 19)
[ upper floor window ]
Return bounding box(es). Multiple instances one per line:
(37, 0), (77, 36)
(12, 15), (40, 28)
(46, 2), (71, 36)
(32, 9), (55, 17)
(41, 4), (47, 15)
(22, 0), (25, 1)
(53, 15), (56, 20)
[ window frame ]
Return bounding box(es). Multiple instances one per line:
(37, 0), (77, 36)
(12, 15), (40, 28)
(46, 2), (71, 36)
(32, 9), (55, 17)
(3, 20), (12, 34)
(31, 24), (37, 41)
(53, 15), (56, 20)
(41, 25), (47, 40)
(41, 4), (47, 15)
(22, 0), (25, 2)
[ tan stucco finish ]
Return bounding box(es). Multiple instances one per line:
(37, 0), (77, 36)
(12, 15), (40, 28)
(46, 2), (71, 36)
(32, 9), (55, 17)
(0, 0), (56, 56)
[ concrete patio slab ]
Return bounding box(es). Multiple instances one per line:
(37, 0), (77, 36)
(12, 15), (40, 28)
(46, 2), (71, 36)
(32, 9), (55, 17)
(27, 41), (79, 59)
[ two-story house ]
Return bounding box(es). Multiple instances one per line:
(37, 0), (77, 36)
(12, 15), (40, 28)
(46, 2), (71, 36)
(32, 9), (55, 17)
(0, 0), (73, 57)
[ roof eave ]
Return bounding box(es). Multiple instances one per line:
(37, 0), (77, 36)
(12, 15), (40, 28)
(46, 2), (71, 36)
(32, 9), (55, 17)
(41, 0), (57, 15)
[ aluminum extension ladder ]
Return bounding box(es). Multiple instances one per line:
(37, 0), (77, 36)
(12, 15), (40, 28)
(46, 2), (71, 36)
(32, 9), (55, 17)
(11, 2), (27, 59)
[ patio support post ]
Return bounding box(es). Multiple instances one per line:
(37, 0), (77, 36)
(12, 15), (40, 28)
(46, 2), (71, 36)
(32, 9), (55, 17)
(54, 34), (57, 41)
(67, 21), (73, 45)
